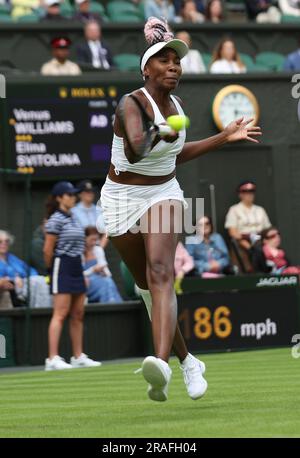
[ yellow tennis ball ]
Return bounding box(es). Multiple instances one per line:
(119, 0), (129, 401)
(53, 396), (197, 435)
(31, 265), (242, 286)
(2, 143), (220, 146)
(167, 115), (190, 132)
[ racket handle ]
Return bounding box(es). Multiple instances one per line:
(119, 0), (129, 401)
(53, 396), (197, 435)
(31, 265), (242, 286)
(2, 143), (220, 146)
(157, 124), (174, 136)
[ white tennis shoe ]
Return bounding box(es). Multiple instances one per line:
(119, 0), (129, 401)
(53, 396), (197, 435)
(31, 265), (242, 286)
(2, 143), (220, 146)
(45, 355), (73, 371)
(142, 356), (172, 402)
(180, 353), (208, 400)
(70, 353), (102, 368)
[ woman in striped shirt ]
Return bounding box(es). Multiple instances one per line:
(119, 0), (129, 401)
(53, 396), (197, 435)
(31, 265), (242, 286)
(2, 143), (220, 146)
(44, 181), (101, 371)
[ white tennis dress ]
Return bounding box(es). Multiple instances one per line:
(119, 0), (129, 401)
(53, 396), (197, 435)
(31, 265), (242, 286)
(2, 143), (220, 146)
(98, 87), (187, 237)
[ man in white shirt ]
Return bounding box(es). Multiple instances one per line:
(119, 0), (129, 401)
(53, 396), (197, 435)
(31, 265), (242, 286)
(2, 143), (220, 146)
(225, 180), (271, 251)
(76, 20), (114, 70)
(41, 37), (82, 76)
(175, 31), (206, 74)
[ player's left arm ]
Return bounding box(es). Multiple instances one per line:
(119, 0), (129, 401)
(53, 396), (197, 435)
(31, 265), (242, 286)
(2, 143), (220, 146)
(176, 117), (262, 165)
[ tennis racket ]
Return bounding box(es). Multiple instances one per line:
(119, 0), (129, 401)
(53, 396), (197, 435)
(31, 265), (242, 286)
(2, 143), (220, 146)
(117, 93), (174, 161)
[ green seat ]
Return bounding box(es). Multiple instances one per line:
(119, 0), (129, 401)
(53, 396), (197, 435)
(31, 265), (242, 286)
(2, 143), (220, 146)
(0, 4), (11, 14)
(239, 52), (255, 71)
(201, 52), (212, 69)
(120, 261), (137, 299)
(281, 14), (300, 23)
(16, 13), (39, 22)
(90, 1), (109, 21)
(107, 1), (141, 22)
(247, 63), (270, 73)
(60, 0), (74, 18)
(0, 13), (12, 22)
(225, 0), (246, 12)
(255, 51), (285, 71)
(114, 53), (140, 71)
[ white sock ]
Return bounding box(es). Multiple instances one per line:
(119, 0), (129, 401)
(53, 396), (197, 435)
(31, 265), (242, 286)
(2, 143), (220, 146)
(137, 287), (152, 321)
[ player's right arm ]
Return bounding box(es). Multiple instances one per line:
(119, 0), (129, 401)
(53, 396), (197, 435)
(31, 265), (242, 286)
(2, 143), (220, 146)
(43, 234), (58, 269)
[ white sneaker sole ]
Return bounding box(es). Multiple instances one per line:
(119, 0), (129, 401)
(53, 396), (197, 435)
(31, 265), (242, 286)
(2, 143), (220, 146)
(142, 356), (170, 402)
(45, 366), (73, 371)
(189, 378), (208, 400)
(71, 363), (102, 368)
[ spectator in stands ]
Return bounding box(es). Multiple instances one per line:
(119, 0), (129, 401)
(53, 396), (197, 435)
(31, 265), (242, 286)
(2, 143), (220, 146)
(186, 216), (233, 277)
(279, 0), (300, 17)
(41, 37), (82, 76)
(31, 221), (47, 276)
(76, 20), (114, 70)
(205, 0), (224, 23)
(253, 226), (300, 274)
(0, 230), (52, 309)
(72, 180), (99, 227)
(210, 37), (246, 74)
(175, 31), (206, 73)
(174, 240), (194, 281)
(144, 0), (176, 22)
(174, 0), (205, 15)
(245, 0), (281, 22)
(225, 180), (271, 252)
(40, 0), (65, 21)
(72, 0), (102, 23)
(83, 227), (122, 303)
(283, 38), (300, 71)
(0, 277), (13, 310)
(178, 0), (205, 22)
(11, 0), (40, 19)
(44, 181), (101, 370)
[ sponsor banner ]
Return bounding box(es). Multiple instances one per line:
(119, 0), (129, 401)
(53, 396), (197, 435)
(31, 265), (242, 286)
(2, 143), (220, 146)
(177, 288), (300, 351)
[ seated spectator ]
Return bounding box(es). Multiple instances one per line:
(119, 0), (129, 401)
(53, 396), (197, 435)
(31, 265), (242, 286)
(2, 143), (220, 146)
(174, 0), (206, 15)
(253, 226), (300, 275)
(245, 0), (281, 22)
(72, 180), (102, 227)
(11, 0), (40, 19)
(40, 0), (65, 21)
(144, 0), (176, 22)
(72, 0), (102, 23)
(175, 31), (206, 73)
(283, 38), (300, 71)
(186, 216), (233, 277)
(83, 227), (122, 303)
(174, 240), (194, 281)
(0, 230), (52, 308)
(210, 37), (246, 74)
(178, 0), (205, 22)
(279, 0), (300, 17)
(76, 20), (114, 70)
(41, 37), (82, 76)
(0, 277), (13, 310)
(205, 0), (224, 23)
(225, 180), (271, 264)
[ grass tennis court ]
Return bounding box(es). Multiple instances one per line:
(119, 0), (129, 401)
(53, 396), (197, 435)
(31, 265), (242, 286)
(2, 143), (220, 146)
(0, 348), (299, 438)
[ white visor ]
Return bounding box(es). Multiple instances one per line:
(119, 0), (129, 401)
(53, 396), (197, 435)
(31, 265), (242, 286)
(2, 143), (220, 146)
(140, 39), (189, 73)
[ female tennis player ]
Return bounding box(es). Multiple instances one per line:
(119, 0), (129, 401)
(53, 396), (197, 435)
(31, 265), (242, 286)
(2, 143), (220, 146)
(99, 17), (262, 402)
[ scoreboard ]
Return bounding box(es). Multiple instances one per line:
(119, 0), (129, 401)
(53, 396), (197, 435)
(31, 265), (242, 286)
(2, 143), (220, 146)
(1, 81), (135, 181)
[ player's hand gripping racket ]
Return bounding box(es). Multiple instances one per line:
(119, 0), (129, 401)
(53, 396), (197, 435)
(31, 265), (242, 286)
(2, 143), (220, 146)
(118, 94), (190, 161)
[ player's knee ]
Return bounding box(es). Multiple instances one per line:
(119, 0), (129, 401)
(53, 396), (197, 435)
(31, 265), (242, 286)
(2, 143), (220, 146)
(70, 309), (84, 322)
(147, 260), (174, 285)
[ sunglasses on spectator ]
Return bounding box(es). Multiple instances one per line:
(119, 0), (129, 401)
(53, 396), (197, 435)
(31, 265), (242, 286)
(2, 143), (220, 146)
(0, 239), (9, 244)
(265, 231), (280, 240)
(240, 190), (255, 194)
